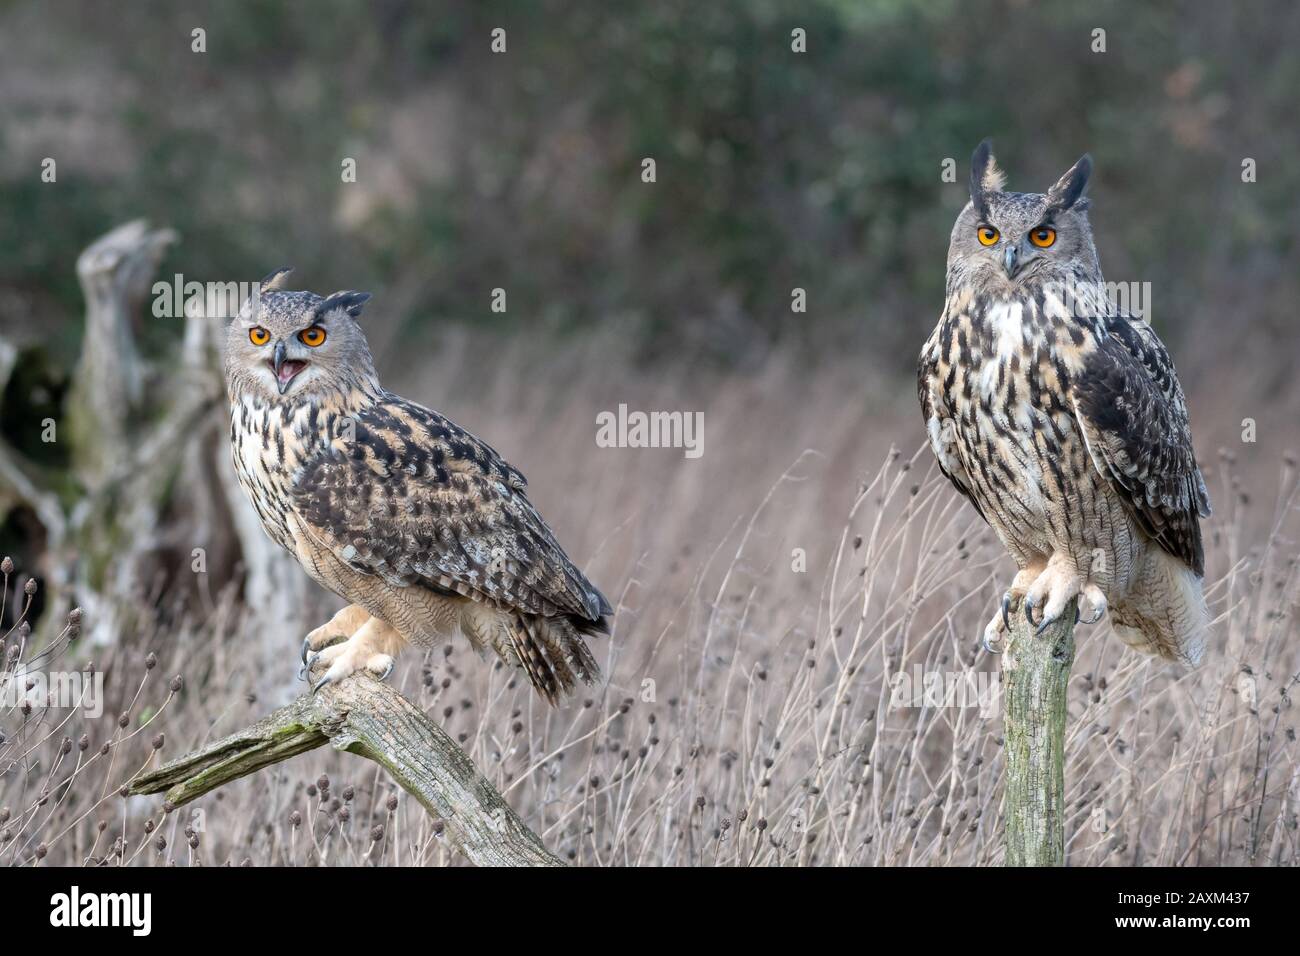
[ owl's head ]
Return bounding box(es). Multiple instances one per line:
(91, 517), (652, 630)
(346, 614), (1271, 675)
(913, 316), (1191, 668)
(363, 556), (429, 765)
(947, 140), (1099, 293)
(223, 268), (379, 403)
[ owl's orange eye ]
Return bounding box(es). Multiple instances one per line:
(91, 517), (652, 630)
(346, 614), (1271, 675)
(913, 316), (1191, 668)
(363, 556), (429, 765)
(249, 327), (270, 346)
(977, 225), (1000, 246)
(1029, 226), (1057, 248)
(298, 326), (327, 347)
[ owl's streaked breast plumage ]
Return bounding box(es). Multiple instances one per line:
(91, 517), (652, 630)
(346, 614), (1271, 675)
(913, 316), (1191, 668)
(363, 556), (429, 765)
(925, 284), (1141, 590)
(230, 393), (344, 571)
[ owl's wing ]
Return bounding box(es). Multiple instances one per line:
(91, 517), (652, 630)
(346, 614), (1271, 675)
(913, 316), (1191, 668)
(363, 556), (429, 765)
(1070, 315), (1212, 575)
(292, 394), (611, 621)
(918, 326), (987, 522)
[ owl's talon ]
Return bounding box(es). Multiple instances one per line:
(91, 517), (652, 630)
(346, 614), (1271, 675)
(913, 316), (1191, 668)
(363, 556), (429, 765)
(983, 593), (1017, 654)
(301, 649), (321, 681)
(1080, 583), (1108, 625)
(1024, 596), (1039, 627)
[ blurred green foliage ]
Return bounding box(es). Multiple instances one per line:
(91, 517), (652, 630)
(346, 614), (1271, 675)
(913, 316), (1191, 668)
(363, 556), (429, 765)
(0, 0), (1295, 372)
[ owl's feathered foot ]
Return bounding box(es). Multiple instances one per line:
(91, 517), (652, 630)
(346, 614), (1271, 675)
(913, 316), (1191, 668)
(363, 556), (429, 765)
(1079, 583), (1107, 625)
(300, 612), (406, 693)
(299, 604), (370, 680)
(982, 593), (1015, 654)
(982, 565), (1043, 653)
(1022, 557), (1107, 635)
(309, 641), (395, 693)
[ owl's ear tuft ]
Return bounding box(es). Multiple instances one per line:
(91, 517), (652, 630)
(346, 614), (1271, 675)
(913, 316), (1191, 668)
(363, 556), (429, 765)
(259, 267), (294, 291)
(317, 290), (371, 320)
(1047, 154), (1092, 212)
(237, 267), (294, 322)
(970, 139), (1004, 216)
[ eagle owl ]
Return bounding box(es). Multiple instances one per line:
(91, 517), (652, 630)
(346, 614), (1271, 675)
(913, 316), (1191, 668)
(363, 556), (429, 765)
(918, 141), (1212, 664)
(223, 269), (611, 703)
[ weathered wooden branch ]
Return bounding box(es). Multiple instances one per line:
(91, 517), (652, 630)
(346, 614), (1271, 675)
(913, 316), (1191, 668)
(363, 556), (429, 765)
(127, 672), (565, 867)
(1001, 596), (1077, 867)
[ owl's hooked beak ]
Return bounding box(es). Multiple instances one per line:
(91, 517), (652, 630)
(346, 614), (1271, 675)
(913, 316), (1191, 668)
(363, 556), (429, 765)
(1002, 244), (1020, 278)
(270, 340), (307, 394)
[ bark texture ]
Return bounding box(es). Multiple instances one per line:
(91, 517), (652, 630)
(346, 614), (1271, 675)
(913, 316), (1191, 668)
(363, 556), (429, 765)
(127, 670), (565, 867)
(1001, 596), (1076, 867)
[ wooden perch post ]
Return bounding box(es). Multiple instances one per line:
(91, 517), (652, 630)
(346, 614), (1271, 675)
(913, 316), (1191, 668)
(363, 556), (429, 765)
(127, 674), (564, 867)
(1000, 597), (1076, 866)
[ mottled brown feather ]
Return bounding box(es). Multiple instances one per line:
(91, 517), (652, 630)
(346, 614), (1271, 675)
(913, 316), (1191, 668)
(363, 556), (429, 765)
(292, 393), (612, 624)
(1071, 314), (1211, 575)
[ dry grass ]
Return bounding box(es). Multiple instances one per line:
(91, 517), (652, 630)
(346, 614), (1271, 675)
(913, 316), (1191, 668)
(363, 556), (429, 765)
(2, 334), (1297, 866)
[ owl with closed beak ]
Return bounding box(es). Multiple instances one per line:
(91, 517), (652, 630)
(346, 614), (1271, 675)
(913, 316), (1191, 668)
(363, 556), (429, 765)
(918, 141), (1212, 663)
(223, 269), (612, 703)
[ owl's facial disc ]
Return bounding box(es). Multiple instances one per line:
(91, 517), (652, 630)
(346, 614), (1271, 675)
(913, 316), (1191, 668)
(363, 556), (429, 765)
(950, 145), (1101, 297)
(224, 285), (381, 405)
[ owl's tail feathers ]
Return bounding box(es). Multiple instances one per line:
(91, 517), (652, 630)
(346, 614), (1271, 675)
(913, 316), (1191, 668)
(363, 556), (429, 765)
(1111, 550), (1209, 667)
(509, 612), (605, 705)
